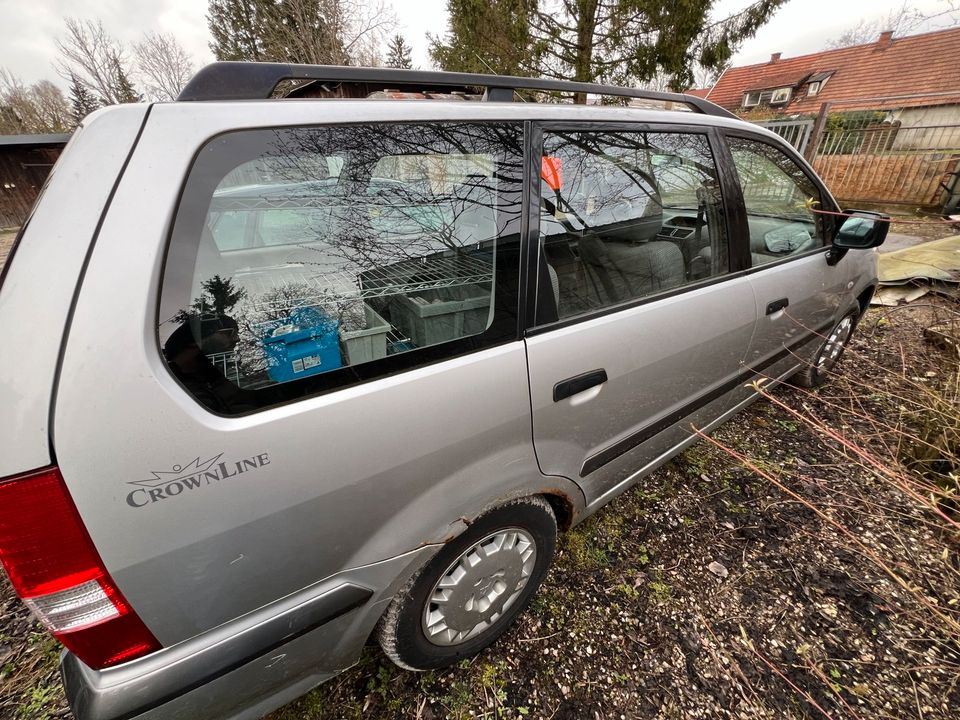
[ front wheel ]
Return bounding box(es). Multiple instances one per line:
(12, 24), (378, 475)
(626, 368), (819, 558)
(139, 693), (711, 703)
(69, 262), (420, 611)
(377, 496), (557, 671)
(792, 309), (859, 388)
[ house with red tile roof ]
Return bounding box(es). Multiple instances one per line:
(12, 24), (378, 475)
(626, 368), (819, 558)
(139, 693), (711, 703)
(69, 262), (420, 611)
(703, 27), (960, 126)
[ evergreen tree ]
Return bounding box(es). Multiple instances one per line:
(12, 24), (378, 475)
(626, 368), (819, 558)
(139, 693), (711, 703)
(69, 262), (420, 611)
(200, 275), (247, 317)
(429, 0), (536, 77)
(68, 73), (99, 124)
(208, 0), (272, 61)
(431, 0), (788, 99)
(110, 57), (142, 104)
(384, 34), (413, 69)
(207, 0), (351, 65)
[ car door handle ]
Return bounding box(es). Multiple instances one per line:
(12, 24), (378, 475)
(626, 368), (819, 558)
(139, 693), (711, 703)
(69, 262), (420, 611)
(766, 298), (789, 315)
(553, 369), (608, 402)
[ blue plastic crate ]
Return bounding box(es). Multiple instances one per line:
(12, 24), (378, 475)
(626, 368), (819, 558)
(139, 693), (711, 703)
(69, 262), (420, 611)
(262, 307), (342, 383)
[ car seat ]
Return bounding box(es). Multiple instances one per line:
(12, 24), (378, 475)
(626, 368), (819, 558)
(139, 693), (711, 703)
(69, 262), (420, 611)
(579, 236), (684, 305)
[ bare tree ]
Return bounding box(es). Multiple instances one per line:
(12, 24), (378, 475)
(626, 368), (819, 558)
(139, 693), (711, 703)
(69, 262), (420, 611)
(55, 18), (140, 105)
(336, 0), (395, 66)
(265, 0), (350, 65)
(824, 1), (960, 49)
(134, 32), (195, 101)
(691, 61), (728, 91)
(0, 69), (72, 133)
(270, 0), (396, 66)
(31, 80), (73, 130)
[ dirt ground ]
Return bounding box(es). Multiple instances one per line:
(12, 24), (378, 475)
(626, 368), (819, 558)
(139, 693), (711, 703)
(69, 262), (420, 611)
(2, 293), (959, 719)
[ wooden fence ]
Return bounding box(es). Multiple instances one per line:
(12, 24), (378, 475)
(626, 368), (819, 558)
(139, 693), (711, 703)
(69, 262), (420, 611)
(0, 146), (61, 227)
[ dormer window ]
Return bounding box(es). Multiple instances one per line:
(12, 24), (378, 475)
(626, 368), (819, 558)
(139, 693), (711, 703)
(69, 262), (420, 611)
(807, 81), (821, 96)
(770, 87), (791, 104)
(742, 87), (792, 108)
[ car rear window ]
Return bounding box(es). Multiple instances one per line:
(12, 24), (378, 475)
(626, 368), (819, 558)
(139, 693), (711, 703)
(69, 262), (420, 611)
(158, 122), (524, 415)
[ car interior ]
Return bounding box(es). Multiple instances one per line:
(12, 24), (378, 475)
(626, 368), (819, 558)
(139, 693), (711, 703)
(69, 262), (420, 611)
(538, 138), (727, 321)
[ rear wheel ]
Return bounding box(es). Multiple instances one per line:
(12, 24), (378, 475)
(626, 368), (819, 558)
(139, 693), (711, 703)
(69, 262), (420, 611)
(793, 309), (859, 388)
(377, 496), (556, 671)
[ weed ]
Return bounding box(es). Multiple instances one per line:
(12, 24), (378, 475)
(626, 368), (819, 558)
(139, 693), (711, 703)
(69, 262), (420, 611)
(696, 302), (960, 720)
(776, 419), (798, 432)
(648, 580), (672, 603)
(364, 662), (405, 713)
(440, 677), (473, 718)
(17, 686), (58, 720)
(562, 525), (610, 570)
(680, 444), (712, 476)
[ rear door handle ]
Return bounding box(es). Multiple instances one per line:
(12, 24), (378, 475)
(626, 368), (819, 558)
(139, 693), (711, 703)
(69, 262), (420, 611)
(553, 369), (608, 402)
(766, 298), (789, 315)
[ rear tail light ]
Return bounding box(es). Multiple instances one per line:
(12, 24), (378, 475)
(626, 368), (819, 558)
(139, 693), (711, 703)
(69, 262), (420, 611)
(0, 466), (161, 668)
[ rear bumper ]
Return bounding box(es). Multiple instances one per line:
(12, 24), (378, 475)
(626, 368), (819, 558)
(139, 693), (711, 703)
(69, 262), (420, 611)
(63, 546), (436, 720)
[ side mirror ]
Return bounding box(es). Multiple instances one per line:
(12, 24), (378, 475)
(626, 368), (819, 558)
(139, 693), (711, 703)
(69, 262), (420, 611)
(833, 210), (890, 250)
(827, 210), (890, 265)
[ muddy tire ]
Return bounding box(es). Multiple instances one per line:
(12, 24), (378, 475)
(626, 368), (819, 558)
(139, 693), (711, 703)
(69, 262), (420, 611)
(377, 496), (556, 671)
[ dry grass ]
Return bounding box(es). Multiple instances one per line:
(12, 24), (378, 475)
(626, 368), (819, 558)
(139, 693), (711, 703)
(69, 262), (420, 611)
(697, 298), (960, 719)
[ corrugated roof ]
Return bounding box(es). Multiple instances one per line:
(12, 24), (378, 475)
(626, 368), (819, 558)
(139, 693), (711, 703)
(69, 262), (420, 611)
(0, 133), (71, 148)
(706, 27), (960, 113)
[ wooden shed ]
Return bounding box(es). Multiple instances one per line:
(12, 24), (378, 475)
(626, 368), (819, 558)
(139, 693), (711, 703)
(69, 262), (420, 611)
(0, 133), (70, 228)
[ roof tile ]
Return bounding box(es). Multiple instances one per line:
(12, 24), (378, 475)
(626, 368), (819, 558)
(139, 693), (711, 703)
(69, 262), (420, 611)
(705, 27), (960, 113)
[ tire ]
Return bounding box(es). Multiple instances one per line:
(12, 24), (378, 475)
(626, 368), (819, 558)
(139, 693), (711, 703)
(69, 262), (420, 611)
(792, 309), (859, 388)
(377, 496), (557, 671)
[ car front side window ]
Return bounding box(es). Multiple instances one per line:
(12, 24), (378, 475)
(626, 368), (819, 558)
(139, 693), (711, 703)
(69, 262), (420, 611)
(727, 136), (827, 267)
(536, 129), (728, 324)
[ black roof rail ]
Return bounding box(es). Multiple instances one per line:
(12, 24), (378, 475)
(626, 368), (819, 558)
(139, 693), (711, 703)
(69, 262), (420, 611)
(177, 62), (736, 119)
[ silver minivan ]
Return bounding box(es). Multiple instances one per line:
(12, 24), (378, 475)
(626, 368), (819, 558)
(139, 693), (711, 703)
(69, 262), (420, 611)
(0, 64), (887, 720)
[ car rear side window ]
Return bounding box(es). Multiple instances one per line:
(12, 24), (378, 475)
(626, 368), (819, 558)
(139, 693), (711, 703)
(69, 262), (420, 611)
(158, 123), (524, 415)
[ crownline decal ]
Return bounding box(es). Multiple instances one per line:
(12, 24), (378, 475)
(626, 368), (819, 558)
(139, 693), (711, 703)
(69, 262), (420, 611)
(126, 451), (270, 508)
(129, 454), (224, 488)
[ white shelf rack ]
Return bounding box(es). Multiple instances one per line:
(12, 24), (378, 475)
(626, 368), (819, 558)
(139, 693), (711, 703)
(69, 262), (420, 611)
(234, 252), (493, 312)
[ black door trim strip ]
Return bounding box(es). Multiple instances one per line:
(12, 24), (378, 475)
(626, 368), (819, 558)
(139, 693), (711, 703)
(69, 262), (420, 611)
(579, 319), (835, 478)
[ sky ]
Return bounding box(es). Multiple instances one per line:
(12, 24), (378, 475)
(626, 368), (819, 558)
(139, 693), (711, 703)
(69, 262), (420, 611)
(0, 0), (955, 89)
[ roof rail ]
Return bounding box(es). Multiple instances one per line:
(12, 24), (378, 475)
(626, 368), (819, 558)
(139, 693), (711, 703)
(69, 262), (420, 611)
(177, 62), (736, 119)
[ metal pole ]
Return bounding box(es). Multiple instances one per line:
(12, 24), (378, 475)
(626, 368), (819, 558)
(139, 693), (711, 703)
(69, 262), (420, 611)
(804, 102), (832, 164)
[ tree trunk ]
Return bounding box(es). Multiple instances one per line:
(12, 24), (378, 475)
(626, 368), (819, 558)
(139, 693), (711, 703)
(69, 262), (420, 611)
(572, 0), (599, 104)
